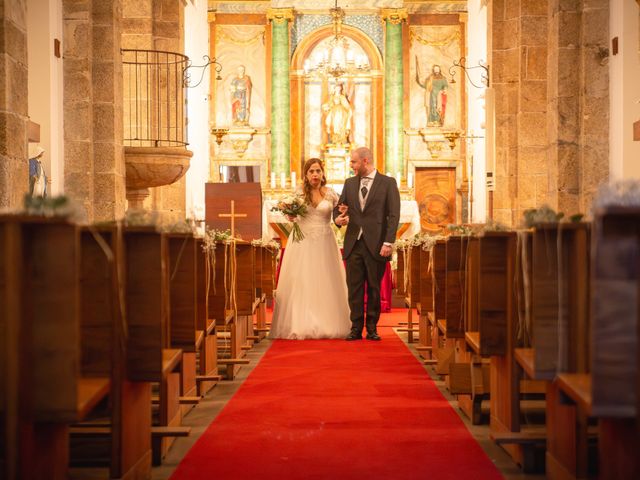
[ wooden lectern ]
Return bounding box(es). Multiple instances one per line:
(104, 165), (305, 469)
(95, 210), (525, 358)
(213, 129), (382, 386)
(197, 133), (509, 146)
(205, 183), (262, 241)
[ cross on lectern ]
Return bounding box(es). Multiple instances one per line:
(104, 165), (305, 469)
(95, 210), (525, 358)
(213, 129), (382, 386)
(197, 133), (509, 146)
(218, 200), (247, 237)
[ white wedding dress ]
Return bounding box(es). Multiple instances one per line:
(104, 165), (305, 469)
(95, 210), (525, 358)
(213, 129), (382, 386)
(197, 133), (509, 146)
(270, 188), (351, 339)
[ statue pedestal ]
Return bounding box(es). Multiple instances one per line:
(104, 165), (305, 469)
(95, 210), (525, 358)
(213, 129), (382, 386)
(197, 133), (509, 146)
(323, 144), (351, 184)
(227, 127), (256, 158)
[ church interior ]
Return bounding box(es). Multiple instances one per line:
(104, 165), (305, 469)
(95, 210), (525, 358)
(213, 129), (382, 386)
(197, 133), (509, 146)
(1, 0), (640, 478)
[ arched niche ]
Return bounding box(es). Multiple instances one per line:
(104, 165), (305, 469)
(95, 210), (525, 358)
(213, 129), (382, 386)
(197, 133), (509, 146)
(290, 24), (384, 178)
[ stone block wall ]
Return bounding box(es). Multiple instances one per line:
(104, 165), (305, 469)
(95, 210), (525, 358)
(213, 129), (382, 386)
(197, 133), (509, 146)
(548, 0), (609, 218)
(122, 0), (187, 221)
(492, 0), (609, 226)
(63, 0), (125, 222)
(0, 2), (29, 210)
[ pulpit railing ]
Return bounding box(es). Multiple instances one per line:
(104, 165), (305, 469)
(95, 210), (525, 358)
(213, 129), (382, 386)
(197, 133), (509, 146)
(122, 49), (188, 147)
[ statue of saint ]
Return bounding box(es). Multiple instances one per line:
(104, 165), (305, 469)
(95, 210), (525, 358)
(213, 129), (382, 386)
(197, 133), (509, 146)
(230, 65), (252, 126)
(416, 59), (448, 127)
(322, 84), (353, 145)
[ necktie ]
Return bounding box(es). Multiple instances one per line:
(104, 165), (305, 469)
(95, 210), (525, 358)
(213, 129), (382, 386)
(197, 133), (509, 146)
(361, 185), (368, 199)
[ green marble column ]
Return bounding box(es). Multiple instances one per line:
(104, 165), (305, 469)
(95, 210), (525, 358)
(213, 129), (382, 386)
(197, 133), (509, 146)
(268, 9), (293, 179)
(382, 11), (406, 178)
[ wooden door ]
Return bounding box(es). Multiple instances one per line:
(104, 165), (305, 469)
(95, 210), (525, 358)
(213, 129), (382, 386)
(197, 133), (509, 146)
(415, 167), (456, 232)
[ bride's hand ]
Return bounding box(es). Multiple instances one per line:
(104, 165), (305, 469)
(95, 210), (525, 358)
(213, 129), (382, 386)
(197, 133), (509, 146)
(286, 214), (295, 222)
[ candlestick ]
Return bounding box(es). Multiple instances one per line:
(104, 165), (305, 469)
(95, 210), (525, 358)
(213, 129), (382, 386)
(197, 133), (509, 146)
(270, 172), (276, 189)
(291, 171), (296, 187)
(280, 172), (286, 189)
(407, 172), (414, 189)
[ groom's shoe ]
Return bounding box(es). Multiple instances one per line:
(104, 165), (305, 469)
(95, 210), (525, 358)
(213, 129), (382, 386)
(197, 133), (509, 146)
(366, 332), (381, 341)
(345, 332), (363, 341)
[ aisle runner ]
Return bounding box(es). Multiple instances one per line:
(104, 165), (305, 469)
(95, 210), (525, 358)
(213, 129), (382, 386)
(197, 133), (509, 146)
(171, 319), (503, 480)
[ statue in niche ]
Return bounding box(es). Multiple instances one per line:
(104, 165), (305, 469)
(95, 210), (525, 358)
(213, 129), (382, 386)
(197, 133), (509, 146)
(230, 65), (252, 126)
(322, 83), (353, 145)
(416, 58), (448, 128)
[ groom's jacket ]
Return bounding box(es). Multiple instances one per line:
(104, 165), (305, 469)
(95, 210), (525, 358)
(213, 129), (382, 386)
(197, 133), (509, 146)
(333, 171), (401, 262)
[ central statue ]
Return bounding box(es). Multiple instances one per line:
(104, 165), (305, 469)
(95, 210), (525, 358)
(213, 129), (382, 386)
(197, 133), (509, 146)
(322, 83), (352, 145)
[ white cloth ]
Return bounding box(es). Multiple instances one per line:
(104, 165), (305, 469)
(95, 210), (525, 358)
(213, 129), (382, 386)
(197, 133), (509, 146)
(270, 187), (351, 339)
(263, 198), (421, 242)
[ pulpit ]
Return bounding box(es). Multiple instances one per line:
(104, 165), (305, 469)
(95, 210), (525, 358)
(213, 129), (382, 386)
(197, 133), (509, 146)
(205, 183), (262, 241)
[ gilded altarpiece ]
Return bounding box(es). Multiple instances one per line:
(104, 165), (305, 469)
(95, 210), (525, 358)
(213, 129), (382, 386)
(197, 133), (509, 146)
(290, 23), (384, 182)
(406, 14), (467, 228)
(210, 15), (269, 182)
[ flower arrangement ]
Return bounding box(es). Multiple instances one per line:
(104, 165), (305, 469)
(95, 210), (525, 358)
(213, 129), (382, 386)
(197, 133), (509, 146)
(270, 193), (308, 243)
(202, 228), (233, 253)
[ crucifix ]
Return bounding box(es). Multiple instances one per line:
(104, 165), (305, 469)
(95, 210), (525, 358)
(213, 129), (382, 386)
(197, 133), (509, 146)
(218, 200), (247, 237)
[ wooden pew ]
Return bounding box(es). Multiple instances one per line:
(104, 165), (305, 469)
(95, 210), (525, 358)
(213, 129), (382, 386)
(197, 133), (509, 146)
(0, 217), (114, 478)
(476, 231), (546, 470)
(590, 207), (640, 479)
(195, 237), (220, 396)
(252, 244), (268, 341)
(416, 246), (435, 363)
(70, 224), (153, 478)
(398, 244), (421, 342)
(123, 227), (189, 465)
(449, 235), (489, 424)
(430, 239), (453, 376)
(526, 223), (595, 480)
(167, 233), (204, 412)
(208, 241), (251, 380)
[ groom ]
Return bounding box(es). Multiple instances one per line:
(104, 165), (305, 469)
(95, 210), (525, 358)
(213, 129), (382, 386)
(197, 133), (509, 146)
(334, 147), (401, 341)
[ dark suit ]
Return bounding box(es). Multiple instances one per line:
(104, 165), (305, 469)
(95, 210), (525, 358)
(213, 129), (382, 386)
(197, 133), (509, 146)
(333, 171), (401, 335)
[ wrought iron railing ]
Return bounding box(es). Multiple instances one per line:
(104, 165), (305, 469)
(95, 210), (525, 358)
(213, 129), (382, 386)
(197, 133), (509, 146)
(122, 49), (188, 147)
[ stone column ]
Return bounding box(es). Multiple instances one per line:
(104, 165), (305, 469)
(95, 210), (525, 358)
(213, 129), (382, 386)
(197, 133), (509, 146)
(548, 0), (609, 217)
(63, 0), (125, 222)
(380, 8), (407, 178)
(0, 2), (29, 210)
(491, 0), (549, 225)
(267, 8), (294, 180)
(63, 0), (95, 221)
(93, 0), (125, 221)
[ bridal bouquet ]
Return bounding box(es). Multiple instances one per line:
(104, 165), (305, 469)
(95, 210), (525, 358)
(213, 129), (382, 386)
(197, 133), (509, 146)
(271, 193), (308, 243)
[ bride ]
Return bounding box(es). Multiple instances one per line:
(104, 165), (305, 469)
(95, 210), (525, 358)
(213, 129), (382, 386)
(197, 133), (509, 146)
(270, 158), (351, 339)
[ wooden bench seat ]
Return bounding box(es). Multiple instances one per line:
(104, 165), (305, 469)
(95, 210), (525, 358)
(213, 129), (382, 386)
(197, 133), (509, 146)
(194, 330), (205, 351)
(492, 427), (547, 473)
(555, 373), (592, 415)
(465, 331), (481, 355)
(162, 349), (183, 378)
(514, 348), (536, 379)
(77, 378), (110, 421)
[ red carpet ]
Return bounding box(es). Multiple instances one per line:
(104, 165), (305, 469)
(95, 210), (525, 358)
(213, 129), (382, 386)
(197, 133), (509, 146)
(170, 313), (503, 480)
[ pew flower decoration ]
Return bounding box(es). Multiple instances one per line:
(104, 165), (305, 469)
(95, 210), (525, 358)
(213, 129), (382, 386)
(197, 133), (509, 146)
(23, 194), (83, 221)
(202, 228), (233, 253)
(250, 238), (281, 254)
(271, 193), (308, 243)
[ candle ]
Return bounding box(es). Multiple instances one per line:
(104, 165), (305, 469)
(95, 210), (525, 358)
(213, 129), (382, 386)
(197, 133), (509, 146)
(291, 171), (296, 187)
(270, 172), (276, 189)
(407, 172), (414, 189)
(395, 172), (402, 186)
(280, 172), (286, 189)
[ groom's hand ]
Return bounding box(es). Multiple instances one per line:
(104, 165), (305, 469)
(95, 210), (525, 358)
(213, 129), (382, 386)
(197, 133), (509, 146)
(379, 244), (393, 257)
(335, 213), (349, 226)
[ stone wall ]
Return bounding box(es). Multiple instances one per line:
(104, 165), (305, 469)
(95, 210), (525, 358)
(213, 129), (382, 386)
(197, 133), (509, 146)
(548, 0), (609, 218)
(63, 0), (125, 222)
(491, 0), (609, 226)
(491, 0), (550, 226)
(0, 2), (29, 210)
(122, 0), (187, 220)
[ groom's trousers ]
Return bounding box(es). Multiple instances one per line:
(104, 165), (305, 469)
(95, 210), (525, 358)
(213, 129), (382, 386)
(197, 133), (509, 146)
(345, 238), (388, 334)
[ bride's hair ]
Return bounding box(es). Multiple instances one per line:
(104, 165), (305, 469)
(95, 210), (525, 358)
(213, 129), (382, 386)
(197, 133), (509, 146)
(302, 157), (327, 205)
